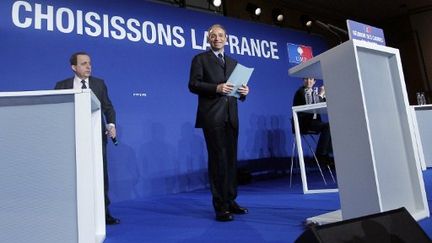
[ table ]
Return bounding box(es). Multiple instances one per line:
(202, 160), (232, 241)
(292, 102), (338, 194)
(411, 104), (432, 169)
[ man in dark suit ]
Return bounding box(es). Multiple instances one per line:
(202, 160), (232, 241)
(292, 77), (332, 164)
(55, 52), (120, 225)
(188, 24), (250, 222)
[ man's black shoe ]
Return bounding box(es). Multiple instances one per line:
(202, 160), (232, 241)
(106, 214), (120, 225)
(229, 202), (248, 214)
(215, 211), (234, 222)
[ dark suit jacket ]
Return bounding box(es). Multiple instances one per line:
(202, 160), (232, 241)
(188, 50), (241, 129)
(55, 76), (116, 141)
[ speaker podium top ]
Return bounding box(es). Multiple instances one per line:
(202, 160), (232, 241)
(0, 89), (101, 111)
(288, 39), (400, 79)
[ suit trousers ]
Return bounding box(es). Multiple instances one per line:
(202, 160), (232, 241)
(308, 120), (332, 156)
(203, 122), (238, 212)
(102, 141), (111, 215)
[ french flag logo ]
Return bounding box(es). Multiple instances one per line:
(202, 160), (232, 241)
(287, 43), (313, 64)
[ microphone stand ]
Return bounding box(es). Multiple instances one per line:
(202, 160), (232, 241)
(314, 20), (348, 44)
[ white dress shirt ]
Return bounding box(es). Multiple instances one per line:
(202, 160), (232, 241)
(73, 75), (89, 89)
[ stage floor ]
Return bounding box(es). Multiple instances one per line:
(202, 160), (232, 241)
(105, 169), (432, 243)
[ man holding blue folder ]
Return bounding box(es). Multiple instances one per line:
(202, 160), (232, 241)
(188, 24), (250, 222)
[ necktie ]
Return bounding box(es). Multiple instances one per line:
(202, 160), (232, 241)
(81, 80), (87, 89)
(217, 53), (225, 65)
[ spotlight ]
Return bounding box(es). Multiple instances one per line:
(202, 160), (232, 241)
(211, 0), (222, 8)
(300, 15), (313, 29)
(246, 3), (261, 17)
(272, 9), (284, 23)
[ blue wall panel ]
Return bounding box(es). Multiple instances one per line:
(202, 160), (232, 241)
(0, 0), (328, 201)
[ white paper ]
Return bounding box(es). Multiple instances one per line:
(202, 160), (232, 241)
(227, 63), (254, 98)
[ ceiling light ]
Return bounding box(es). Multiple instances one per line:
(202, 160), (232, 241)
(300, 15), (314, 28)
(272, 9), (284, 23)
(246, 3), (261, 17)
(212, 0), (222, 8)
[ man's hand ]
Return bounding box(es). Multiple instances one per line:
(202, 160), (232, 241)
(106, 124), (117, 139)
(319, 86), (325, 98)
(237, 84), (249, 96)
(216, 82), (234, 95)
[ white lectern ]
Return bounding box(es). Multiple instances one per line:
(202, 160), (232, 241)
(412, 104), (432, 168)
(289, 39), (429, 224)
(0, 89), (105, 243)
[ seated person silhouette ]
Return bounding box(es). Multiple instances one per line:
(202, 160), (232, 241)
(292, 77), (333, 165)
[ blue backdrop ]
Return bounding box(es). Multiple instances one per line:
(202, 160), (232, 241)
(0, 0), (328, 202)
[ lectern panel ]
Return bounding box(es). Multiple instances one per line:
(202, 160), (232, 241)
(0, 98), (78, 243)
(357, 49), (417, 212)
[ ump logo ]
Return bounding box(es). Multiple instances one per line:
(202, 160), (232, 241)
(287, 43), (313, 64)
(365, 26), (372, 33)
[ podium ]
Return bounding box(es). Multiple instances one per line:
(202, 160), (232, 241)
(0, 90), (105, 242)
(289, 39), (429, 224)
(411, 105), (432, 168)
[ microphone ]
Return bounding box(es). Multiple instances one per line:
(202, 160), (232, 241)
(314, 20), (347, 44)
(111, 136), (119, 146)
(301, 15), (348, 44)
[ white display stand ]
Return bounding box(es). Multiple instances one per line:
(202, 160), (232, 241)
(289, 39), (429, 224)
(292, 102), (338, 194)
(0, 89), (105, 243)
(412, 104), (432, 168)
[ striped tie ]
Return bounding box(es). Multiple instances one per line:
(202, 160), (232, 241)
(81, 80), (87, 89)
